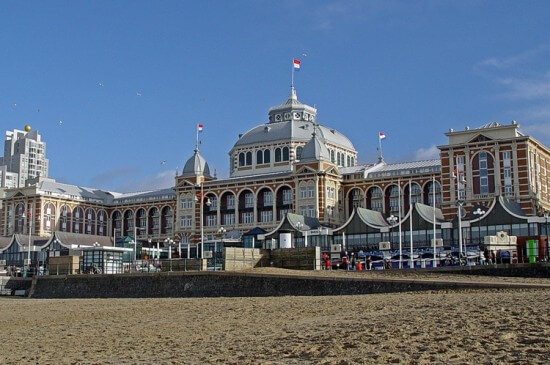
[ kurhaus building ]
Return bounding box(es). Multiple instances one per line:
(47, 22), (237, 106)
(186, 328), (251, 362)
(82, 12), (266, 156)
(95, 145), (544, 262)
(0, 87), (549, 257)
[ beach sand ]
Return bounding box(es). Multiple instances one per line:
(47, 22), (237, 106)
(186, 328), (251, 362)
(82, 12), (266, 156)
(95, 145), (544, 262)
(1, 284), (549, 364)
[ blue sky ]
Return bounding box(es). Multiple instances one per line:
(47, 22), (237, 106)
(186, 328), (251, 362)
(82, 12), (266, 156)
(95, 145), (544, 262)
(1, 0), (550, 192)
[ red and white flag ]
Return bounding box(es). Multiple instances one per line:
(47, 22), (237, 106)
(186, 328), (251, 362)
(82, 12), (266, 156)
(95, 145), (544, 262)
(379, 132), (386, 140)
(197, 124), (203, 132)
(293, 59), (301, 70)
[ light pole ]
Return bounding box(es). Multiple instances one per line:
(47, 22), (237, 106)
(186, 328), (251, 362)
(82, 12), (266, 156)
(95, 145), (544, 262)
(387, 215), (398, 268)
(217, 227), (226, 271)
(296, 221), (307, 248)
(195, 188), (212, 262)
(164, 237), (175, 271)
(544, 212), (549, 261)
(473, 208), (486, 245)
(453, 161), (466, 265)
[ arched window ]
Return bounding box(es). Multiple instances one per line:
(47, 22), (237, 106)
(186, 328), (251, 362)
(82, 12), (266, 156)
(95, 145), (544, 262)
(351, 157), (355, 166)
(296, 146), (303, 160)
(264, 149), (270, 164)
(239, 152), (245, 167)
(337, 152), (342, 166)
(256, 150), (263, 165)
(275, 148), (282, 162)
(282, 147), (289, 161)
(330, 150), (335, 163)
(246, 151), (252, 166)
(347, 155), (351, 167)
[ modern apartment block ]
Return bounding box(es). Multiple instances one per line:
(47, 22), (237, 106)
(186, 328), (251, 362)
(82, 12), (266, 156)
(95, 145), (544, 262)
(0, 129), (49, 188)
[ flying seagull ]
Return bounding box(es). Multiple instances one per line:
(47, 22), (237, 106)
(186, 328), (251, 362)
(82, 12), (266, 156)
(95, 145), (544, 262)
(98, 82), (104, 87)
(136, 92), (142, 97)
(160, 160), (166, 165)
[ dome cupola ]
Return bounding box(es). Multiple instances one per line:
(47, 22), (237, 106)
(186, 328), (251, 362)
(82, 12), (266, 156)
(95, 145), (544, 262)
(181, 149), (211, 178)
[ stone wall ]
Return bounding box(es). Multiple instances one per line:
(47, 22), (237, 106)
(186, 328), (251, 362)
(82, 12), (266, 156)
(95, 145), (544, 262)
(431, 263), (550, 278)
(28, 271), (538, 299)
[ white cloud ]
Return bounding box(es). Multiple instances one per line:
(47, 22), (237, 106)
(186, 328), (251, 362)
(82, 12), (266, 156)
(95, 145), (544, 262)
(116, 170), (176, 193)
(413, 145), (440, 160)
(498, 72), (550, 100)
(476, 45), (550, 71)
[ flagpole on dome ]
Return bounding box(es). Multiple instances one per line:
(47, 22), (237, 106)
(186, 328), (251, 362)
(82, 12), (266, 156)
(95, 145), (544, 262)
(378, 132), (386, 163)
(196, 123), (204, 152)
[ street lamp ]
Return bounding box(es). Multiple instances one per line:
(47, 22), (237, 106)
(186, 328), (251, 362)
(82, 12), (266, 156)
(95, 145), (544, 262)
(216, 227), (226, 270)
(296, 221), (307, 247)
(544, 211), (549, 261)
(164, 237), (175, 271)
(453, 163), (466, 265)
(387, 215), (398, 268)
(195, 189), (212, 261)
(473, 208), (486, 246)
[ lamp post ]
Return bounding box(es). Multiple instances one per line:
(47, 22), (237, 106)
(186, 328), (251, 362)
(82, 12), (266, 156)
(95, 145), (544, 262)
(387, 215), (398, 268)
(195, 187), (212, 262)
(164, 237), (175, 271)
(453, 160), (466, 265)
(296, 221), (307, 248)
(544, 212), (549, 261)
(473, 207), (486, 245)
(216, 227), (226, 271)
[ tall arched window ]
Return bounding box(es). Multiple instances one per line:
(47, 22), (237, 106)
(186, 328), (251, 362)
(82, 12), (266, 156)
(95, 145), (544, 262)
(296, 146), (303, 160)
(264, 149), (270, 163)
(256, 150), (263, 165)
(246, 151), (252, 166)
(275, 148), (282, 162)
(347, 155), (351, 167)
(282, 147), (289, 161)
(330, 150), (335, 163)
(239, 152), (245, 167)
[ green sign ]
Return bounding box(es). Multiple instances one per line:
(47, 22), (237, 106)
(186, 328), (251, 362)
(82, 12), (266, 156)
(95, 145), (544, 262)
(526, 240), (538, 264)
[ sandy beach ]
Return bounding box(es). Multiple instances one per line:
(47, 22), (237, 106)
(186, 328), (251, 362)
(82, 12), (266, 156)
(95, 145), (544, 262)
(1, 283), (549, 364)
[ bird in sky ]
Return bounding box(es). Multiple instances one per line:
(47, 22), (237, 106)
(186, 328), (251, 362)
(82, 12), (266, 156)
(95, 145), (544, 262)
(302, 53), (308, 57)
(160, 160), (166, 165)
(59, 120), (63, 125)
(98, 82), (104, 87)
(136, 92), (142, 97)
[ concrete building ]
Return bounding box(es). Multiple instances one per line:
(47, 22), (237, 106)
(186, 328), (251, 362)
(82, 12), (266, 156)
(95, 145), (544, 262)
(0, 129), (49, 188)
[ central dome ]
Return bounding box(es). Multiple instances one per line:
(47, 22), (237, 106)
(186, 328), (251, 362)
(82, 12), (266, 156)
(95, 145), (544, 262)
(229, 88), (357, 178)
(232, 88), (355, 151)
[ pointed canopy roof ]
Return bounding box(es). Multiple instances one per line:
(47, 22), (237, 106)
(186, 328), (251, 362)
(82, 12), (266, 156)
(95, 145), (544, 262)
(181, 149), (211, 178)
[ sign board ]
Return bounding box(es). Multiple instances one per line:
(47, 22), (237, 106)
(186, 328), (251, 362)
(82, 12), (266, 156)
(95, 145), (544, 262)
(0, 260), (6, 266)
(23, 259), (31, 266)
(379, 242), (391, 251)
(330, 244), (341, 253)
(203, 251), (213, 259)
(431, 238), (443, 247)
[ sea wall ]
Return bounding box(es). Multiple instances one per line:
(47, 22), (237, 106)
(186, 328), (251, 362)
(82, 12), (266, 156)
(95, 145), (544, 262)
(28, 271), (543, 299)
(431, 263), (550, 278)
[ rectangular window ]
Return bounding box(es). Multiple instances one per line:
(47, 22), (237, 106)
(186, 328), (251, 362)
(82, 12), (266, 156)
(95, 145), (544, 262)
(223, 213), (235, 226)
(307, 186), (315, 198)
(206, 215), (217, 227)
(480, 176), (488, 194)
(209, 197), (217, 211)
(282, 189), (292, 204)
(180, 197), (193, 209)
(263, 191), (273, 206)
(241, 212), (254, 224)
(260, 210), (273, 222)
(279, 209), (289, 220)
(226, 195), (235, 209)
(245, 193), (254, 208)
(180, 215), (192, 227)
(299, 186), (307, 199)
